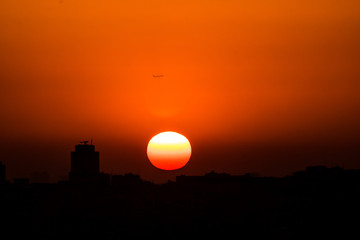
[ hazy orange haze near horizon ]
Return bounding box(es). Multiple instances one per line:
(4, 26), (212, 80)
(1, 0), (360, 182)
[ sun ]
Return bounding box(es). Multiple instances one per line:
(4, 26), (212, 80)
(147, 131), (192, 170)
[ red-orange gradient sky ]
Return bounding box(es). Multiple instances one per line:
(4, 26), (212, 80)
(1, 0), (360, 182)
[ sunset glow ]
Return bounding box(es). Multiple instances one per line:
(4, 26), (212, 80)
(1, 0), (360, 182)
(147, 132), (191, 170)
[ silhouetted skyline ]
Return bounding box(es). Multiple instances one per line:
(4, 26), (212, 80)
(1, 140), (360, 183)
(0, 141), (358, 185)
(1, 159), (359, 239)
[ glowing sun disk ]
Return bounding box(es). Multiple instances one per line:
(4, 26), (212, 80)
(147, 131), (192, 170)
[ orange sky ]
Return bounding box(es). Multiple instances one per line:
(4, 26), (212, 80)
(1, 0), (360, 182)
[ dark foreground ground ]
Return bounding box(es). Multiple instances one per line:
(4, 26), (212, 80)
(1, 166), (359, 239)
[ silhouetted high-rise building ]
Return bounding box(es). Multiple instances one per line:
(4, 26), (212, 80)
(0, 161), (5, 183)
(69, 141), (99, 184)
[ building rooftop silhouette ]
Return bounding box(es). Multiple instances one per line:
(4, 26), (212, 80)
(69, 141), (100, 184)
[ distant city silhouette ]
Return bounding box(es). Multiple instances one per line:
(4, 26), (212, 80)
(0, 142), (359, 239)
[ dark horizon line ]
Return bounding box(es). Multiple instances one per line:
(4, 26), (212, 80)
(1, 164), (358, 185)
